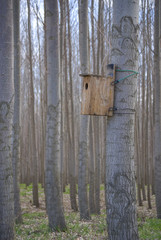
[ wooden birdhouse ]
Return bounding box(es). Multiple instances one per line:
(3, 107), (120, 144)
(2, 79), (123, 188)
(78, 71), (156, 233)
(80, 64), (115, 116)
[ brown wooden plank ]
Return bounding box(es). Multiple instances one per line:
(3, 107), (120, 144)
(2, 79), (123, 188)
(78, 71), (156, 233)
(81, 68), (115, 116)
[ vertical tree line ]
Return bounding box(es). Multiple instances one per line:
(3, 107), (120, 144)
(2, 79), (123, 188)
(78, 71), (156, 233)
(0, 0), (15, 239)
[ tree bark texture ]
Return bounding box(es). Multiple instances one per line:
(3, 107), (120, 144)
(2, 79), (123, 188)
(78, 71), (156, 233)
(45, 0), (66, 231)
(78, 0), (90, 220)
(89, 117), (96, 214)
(106, 0), (139, 239)
(66, 0), (78, 211)
(154, 0), (161, 219)
(146, 0), (152, 209)
(12, 0), (22, 223)
(36, 3), (45, 187)
(0, 1), (15, 239)
(27, 0), (39, 208)
(94, 117), (101, 215)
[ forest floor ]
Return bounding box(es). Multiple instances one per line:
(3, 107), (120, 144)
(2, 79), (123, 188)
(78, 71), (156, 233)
(15, 184), (161, 240)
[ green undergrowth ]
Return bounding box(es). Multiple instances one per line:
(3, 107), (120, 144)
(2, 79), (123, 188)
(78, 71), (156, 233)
(15, 184), (161, 239)
(20, 183), (44, 197)
(64, 184), (105, 195)
(138, 218), (161, 240)
(15, 212), (50, 239)
(15, 211), (107, 240)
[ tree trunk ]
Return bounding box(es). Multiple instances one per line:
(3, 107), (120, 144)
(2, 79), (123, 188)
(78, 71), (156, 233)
(136, 110), (143, 206)
(91, 0), (95, 73)
(146, 0), (152, 209)
(66, 0), (78, 212)
(27, 0), (39, 208)
(45, 0), (66, 231)
(105, 0), (139, 239)
(0, 1), (15, 239)
(12, 0), (22, 223)
(94, 0), (103, 215)
(94, 117), (100, 215)
(89, 117), (96, 214)
(89, 0), (96, 215)
(60, 0), (65, 192)
(63, 5), (69, 190)
(154, 0), (161, 219)
(78, 0), (90, 220)
(36, 3), (45, 187)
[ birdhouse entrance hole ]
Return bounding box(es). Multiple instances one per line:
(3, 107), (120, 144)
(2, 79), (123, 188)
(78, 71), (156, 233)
(80, 64), (115, 117)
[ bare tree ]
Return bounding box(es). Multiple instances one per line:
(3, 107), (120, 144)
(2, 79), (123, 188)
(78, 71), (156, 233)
(78, 0), (90, 220)
(88, 0), (96, 215)
(12, 0), (22, 223)
(45, 0), (66, 231)
(0, 0), (15, 239)
(27, 0), (39, 207)
(66, 0), (78, 211)
(105, 0), (139, 239)
(154, 0), (161, 219)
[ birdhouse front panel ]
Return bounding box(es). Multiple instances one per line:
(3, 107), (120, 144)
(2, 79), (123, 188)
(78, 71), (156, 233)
(81, 75), (114, 116)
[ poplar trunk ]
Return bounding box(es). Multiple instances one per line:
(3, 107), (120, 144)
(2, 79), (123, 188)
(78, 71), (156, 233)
(0, 1), (15, 239)
(12, 0), (22, 223)
(106, 1), (139, 239)
(45, 0), (66, 230)
(154, 0), (161, 219)
(78, 0), (90, 220)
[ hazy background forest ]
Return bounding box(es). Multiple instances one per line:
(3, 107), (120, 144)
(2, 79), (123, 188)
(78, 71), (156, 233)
(20, 0), (154, 207)
(1, 0), (161, 239)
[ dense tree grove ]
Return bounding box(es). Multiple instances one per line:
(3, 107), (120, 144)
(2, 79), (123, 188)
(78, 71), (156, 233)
(0, 0), (161, 239)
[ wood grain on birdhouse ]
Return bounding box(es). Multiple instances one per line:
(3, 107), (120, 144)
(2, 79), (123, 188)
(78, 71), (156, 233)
(80, 64), (115, 116)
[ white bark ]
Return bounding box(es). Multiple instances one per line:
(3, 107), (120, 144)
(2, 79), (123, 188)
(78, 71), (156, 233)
(89, 117), (96, 213)
(27, 0), (39, 207)
(66, 0), (78, 211)
(78, 0), (90, 220)
(45, 0), (66, 231)
(106, 0), (139, 239)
